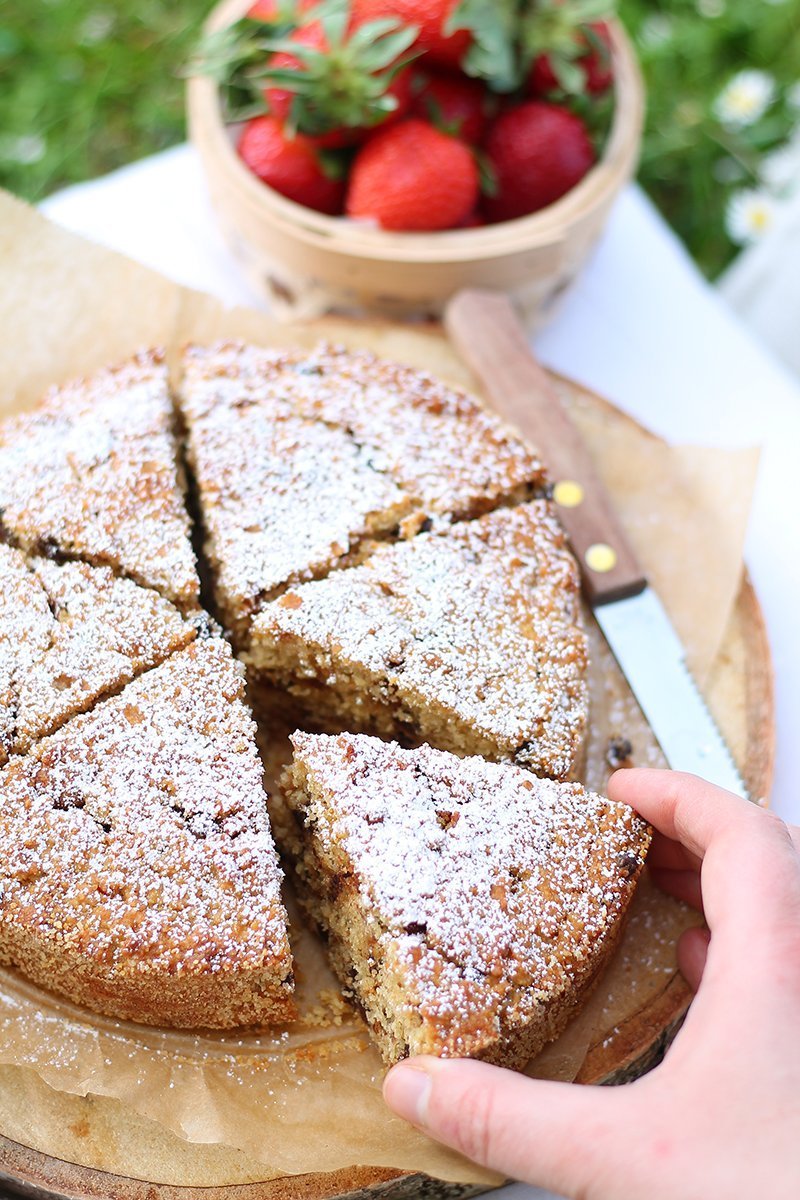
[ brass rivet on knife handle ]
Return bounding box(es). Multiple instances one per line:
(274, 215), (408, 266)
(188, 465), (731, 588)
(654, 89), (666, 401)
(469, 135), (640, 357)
(553, 479), (584, 508)
(444, 288), (648, 607)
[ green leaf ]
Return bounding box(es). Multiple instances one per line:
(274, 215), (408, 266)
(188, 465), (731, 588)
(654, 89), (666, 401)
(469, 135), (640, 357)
(319, 5), (349, 49)
(552, 56), (587, 93)
(475, 148), (498, 196)
(317, 148), (351, 181)
(453, 0), (524, 92)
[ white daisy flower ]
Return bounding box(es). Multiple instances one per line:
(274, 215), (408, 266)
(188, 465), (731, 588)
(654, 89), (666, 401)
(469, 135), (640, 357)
(761, 134), (800, 194)
(697, 0), (725, 18)
(726, 188), (778, 244)
(639, 15), (673, 48)
(0, 133), (46, 165)
(78, 10), (115, 45)
(714, 70), (776, 129)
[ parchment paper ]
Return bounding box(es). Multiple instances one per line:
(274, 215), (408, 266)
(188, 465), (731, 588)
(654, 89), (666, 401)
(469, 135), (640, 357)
(0, 188), (760, 1186)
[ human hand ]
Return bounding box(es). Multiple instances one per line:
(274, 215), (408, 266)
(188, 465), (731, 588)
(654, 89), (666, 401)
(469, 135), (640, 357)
(383, 770), (800, 1200)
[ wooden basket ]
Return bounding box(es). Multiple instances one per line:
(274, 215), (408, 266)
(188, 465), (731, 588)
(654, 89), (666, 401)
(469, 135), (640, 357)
(187, 0), (645, 320)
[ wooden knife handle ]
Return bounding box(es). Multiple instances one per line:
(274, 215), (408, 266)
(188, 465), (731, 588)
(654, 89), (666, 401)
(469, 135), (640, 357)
(445, 288), (647, 607)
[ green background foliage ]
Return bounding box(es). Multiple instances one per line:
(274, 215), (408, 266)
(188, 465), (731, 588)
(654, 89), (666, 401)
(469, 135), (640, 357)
(0, 0), (798, 277)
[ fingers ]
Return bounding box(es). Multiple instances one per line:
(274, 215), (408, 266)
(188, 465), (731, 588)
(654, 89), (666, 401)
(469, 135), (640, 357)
(676, 925), (710, 992)
(651, 867), (703, 912)
(383, 1056), (631, 1196)
(610, 769), (800, 981)
(608, 769), (754, 860)
(647, 830), (702, 874)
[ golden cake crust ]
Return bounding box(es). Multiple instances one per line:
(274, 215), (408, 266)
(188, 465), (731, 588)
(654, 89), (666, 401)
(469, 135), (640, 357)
(0, 350), (200, 610)
(249, 501), (588, 781)
(0, 638), (295, 1029)
(281, 732), (651, 1068)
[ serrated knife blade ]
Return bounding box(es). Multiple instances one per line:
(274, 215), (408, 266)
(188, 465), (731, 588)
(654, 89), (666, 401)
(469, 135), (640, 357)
(594, 589), (747, 795)
(445, 289), (748, 799)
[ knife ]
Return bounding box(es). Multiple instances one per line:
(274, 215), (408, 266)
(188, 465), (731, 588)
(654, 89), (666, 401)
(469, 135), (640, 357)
(445, 289), (747, 798)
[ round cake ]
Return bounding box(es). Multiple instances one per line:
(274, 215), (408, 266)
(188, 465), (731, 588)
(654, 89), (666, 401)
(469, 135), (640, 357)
(0, 341), (633, 1052)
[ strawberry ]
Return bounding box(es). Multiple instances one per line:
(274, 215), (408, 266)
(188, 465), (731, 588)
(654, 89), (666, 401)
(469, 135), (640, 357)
(350, 0), (472, 70)
(246, 0), (317, 20)
(529, 20), (613, 96)
(259, 10), (418, 146)
(246, 0), (285, 19)
(346, 117), (479, 231)
(412, 71), (491, 144)
(237, 115), (345, 214)
(482, 101), (594, 223)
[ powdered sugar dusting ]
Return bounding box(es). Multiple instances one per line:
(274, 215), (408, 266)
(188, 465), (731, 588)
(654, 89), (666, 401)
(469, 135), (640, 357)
(0, 545), (196, 760)
(0, 545), (53, 761)
(178, 342), (546, 641)
(252, 502), (588, 780)
(178, 393), (412, 639)
(0, 639), (291, 1005)
(0, 351), (200, 608)
(285, 732), (650, 1056)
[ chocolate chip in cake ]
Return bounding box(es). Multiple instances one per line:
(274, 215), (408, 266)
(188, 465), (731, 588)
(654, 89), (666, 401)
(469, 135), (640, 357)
(606, 736), (634, 769)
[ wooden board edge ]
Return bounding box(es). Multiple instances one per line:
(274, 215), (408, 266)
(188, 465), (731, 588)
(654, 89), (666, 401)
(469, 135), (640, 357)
(0, 1141), (485, 1200)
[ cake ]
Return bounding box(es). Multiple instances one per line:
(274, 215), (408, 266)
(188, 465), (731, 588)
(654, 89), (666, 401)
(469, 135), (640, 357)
(280, 732), (650, 1068)
(0, 342), (621, 1048)
(248, 502), (588, 782)
(0, 350), (200, 610)
(0, 543), (197, 764)
(177, 342), (546, 646)
(0, 637), (295, 1028)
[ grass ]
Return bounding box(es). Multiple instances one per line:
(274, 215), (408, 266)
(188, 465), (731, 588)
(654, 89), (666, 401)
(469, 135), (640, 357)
(618, 0), (800, 276)
(0, 1), (214, 201)
(1, 0), (799, 277)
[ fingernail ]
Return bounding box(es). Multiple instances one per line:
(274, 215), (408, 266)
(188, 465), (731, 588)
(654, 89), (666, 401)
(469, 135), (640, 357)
(383, 1059), (433, 1126)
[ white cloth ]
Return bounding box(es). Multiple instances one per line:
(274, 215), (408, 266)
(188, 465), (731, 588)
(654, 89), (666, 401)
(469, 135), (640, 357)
(33, 141), (800, 1200)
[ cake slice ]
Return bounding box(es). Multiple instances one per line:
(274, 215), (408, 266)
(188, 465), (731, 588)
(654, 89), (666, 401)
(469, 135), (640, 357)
(0, 544), (199, 764)
(0, 351), (200, 610)
(0, 637), (295, 1028)
(177, 342), (546, 645)
(248, 502), (588, 782)
(281, 732), (650, 1068)
(177, 382), (413, 646)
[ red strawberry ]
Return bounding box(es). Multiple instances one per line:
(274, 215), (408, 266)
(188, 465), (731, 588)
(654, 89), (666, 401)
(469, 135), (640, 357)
(237, 115), (345, 214)
(346, 117), (479, 231)
(412, 72), (491, 145)
(246, 0), (316, 19)
(530, 20), (613, 96)
(261, 16), (416, 147)
(350, 0), (472, 69)
(482, 102), (594, 223)
(247, 0), (279, 18)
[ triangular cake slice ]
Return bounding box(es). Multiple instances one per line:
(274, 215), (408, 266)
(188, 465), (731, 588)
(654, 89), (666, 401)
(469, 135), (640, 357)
(178, 342), (546, 646)
(281, 732), (650, 1068)
(177, 352), (413, 645)
(0, 544), (199, 764)
(0, 351), (200, 610)
(248, 502), (588, 782)
(0, 638), (295, 1028)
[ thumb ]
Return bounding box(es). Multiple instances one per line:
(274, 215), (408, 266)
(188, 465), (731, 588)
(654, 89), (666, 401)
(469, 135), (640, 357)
(384, 1056), (632, 1196)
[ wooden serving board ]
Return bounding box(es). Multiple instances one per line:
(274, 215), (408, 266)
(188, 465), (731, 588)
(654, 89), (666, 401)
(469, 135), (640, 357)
(0, 333), (774, 1200)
